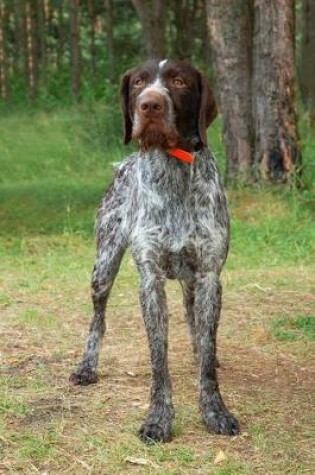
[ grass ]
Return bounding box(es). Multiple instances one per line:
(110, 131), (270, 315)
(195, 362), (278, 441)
(270, 314), (315, 341)
(0, 105), (314, 474)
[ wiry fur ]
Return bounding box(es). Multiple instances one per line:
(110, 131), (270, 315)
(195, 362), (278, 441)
(70, 60), (239, 442)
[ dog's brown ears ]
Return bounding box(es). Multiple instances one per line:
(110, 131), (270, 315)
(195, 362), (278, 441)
(198, 73), (217, 146)
(120, 70), (133, 144)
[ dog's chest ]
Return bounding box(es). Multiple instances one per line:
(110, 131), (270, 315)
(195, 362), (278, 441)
(130, 152), (223, 254)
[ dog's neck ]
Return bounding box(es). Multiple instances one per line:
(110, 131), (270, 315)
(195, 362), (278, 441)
(136, 133), (204, 165)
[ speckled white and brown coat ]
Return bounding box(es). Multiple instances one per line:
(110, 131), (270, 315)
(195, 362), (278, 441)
(70, 59), (239, 442)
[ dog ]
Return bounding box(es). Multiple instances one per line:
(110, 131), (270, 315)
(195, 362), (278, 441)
(70, 59), (239, 442)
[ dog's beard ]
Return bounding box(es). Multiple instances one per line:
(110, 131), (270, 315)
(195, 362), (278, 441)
(132, 120), (180, 151)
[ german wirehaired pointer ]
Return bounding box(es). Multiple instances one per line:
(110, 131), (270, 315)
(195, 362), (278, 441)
(70, 59), (240, 442)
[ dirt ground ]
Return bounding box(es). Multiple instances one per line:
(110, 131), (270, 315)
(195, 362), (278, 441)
(1, 248), (314, 474)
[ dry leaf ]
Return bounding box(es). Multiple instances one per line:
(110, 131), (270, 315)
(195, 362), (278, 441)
(125, 457), (159, 469)
(126, 371), (136, 377)
(214, 449), (228, 464)
(125, 457), (150, 466)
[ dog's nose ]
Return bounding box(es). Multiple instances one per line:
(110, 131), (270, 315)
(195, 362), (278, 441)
(138, 94), (165, 116)
(140, 100), (163, 113)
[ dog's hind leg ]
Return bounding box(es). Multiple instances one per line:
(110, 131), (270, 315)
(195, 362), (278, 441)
(181, 278), (220, 366)
(195, 271), (239, 435)
(69, 220), (126, 386)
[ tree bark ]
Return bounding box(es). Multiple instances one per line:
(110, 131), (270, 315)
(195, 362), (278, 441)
(105, 0), (114, 82)
(23, 1), (36, 100)
(252, 0), (301, 181)
(87, 0), (96, 76)
(13, 0), (23, 77)
(70, 0), (80, 101)
(30, 0), (39, 96)
(57, 0), (65, 71)
(130, 0), (166, 58)
(0, 0), (8, 99)
(36, 0), (46, 81)
(200, 0), (212, 66)
(171, 0), (197, 60)
(207, 0), (301, 182)
(207, 0), (254, 181)
(300, 0), (315, 127)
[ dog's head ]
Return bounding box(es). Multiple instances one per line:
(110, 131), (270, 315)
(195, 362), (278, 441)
(120, 59), (217, 152)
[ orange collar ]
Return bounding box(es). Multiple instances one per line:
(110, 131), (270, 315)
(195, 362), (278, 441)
(167, 148), (195, 164)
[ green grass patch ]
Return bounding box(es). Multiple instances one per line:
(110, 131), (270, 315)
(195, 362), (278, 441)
(14, 430), (58, 461)
(270, 314), (315, 341)
(0, 398), (29, 417)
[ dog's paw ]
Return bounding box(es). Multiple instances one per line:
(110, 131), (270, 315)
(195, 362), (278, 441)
(138, 404), (174, 443)
(69, 368), (99, 386)
(139, 422), (172, 443)
(202, 409), (239, 435)
(200, 395), (239, 436)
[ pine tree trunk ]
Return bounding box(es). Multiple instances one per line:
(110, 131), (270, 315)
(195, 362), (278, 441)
(131, 0), (166, 58)
(171, 0), (196, 60)
(200, 0), (211, 66)
(0, 0), (8, 99)
(105, 0), (114, 82)
(252, 0), (301, 181)
(57, 1), (65, 71)
(13, 0), (23, 77)
(70, 0), (80, 101)
(36, 0), (46, 82)
(207, 0), (254, 181)
(30, 0), (39, 97)
(23, 1), (36, 100)
(301, 0), (315, 127)
(87, 0), (96, 76)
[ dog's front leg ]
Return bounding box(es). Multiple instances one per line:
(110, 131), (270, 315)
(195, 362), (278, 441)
(195, 271), (239, 435)
(69, 222), (126, 386)
(137, 263), (174, 443)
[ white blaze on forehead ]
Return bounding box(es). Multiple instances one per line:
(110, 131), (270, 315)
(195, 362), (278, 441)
(143, 59), (169, 94)
(158, 59), (168, 70)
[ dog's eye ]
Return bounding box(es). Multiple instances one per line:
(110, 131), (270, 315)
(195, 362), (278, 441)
(134, 78), (145, 88)
(173, 77), (185, 87)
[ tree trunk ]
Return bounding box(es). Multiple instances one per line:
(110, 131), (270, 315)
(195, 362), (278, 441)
(300, 0), (315, 127)
(200, 0), (212, 66)
(13, 0), (23, 77)
(87, 0), (96, 76)
(70, 0), (80, 101)
(207, 0), (254, 181)
(171, 0), (196, 60)
(105, 0), (114, 82)
(57, 0), (65, 71)
(252, 0), (301, 181)
(0, 0), (8, 99)
(23, 1), (36, 100)
(36, 0), (46, 81)
(30, 0), (39, 97)
(207, 0), (301, 182)
(130, 0), (166, 58)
